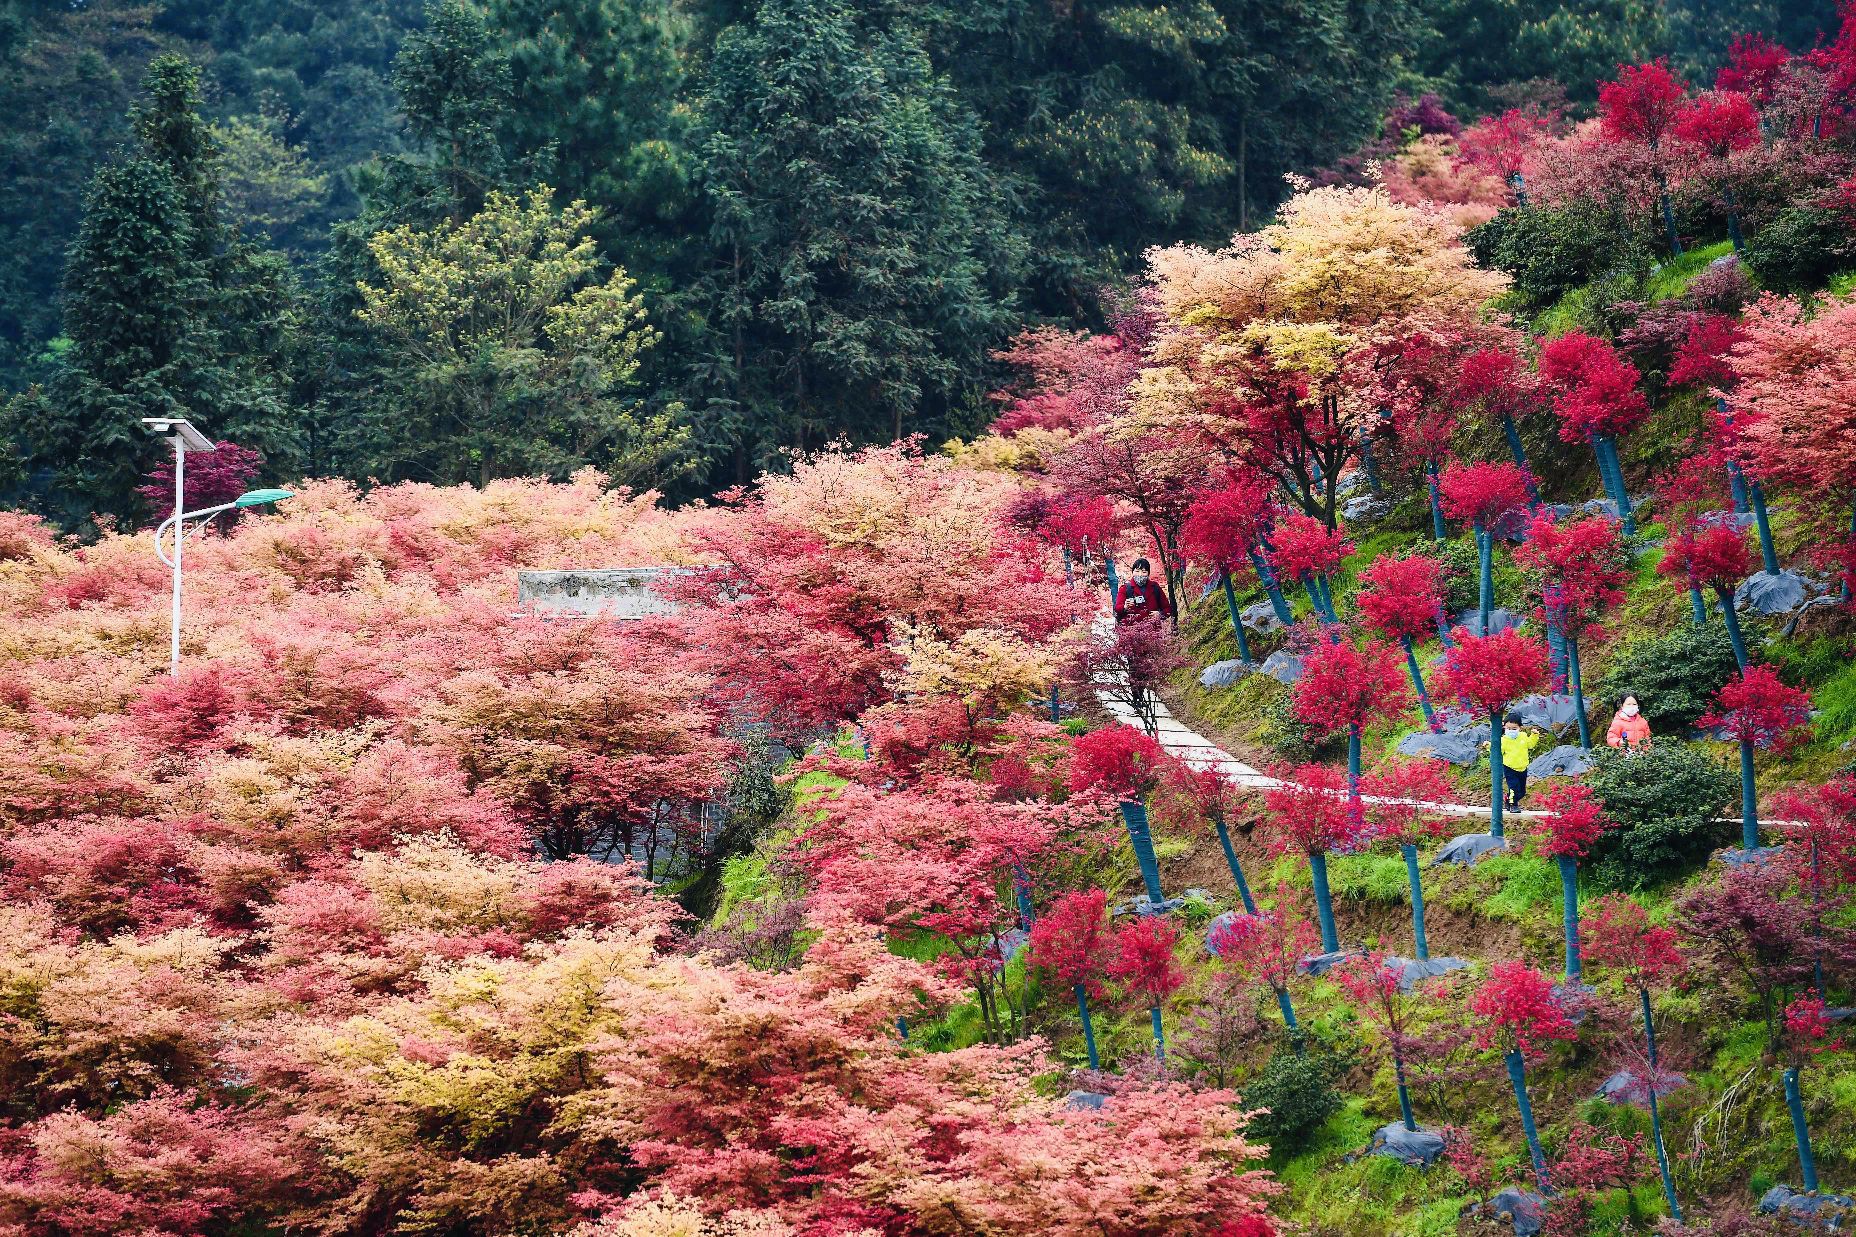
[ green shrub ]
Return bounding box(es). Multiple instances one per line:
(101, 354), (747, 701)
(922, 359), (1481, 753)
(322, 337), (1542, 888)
(1259, 689), (1339, 762)
(1744, 199), (1853, 295)
(1423, 536), (1526, 618)
(1240, 1044), (1344, 1155)
(1585, 741), (1739, 887)
(1468, 203), (1651, 312)
(1594, 622), (1740, 730)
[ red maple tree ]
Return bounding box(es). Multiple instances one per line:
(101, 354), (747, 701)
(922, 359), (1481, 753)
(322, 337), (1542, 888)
(1356, 555), (1447, 643)
(1438, 459), (1533, 530)
(1437, 629), (1550, 717)
(1067, 723), (1167, 801)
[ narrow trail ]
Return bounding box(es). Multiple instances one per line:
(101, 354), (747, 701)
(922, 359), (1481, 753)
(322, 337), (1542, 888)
(1091, 609), (1517, 823)
(1090, 608), (1799, 831)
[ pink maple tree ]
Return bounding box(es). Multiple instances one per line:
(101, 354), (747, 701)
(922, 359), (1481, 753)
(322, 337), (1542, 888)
(135, 440), (265, 518)
(1265, 510), (1353, 623)
(1110, 914), (1188, 1058)
(1208, 891), (1319, 1036)
(1537, 330), (1650, 533)
(1598, 59), (1690, 254)
(1525, 783), (1619, 982)
(1439, 459), (1534, 631)
(1704, 665), (1813, 851)
(1260, 763), (1367, 952)
(1672, 90), (1763, 249)
(1470, 960), (1579, 1188)
(1068, 723), (1166, 802)
(1437, 629), (1550, 837)
(1356, 554), (1450, 726)
(1514, 511), (1627, 746)
(1028, 888), (1115, 1069)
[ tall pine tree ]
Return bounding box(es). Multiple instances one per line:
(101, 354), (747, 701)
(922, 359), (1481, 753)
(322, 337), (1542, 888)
(687, 0), (1022, 480)
(2, 55), (300, 527)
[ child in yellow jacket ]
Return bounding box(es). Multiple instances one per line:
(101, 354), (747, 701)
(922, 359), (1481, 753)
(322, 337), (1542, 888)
(1480, 714), (1543, 809)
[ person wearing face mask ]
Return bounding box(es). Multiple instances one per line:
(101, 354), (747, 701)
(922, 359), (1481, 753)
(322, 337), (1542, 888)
(1606, 694), (1652, 752)
(1479, 713), (1543, 809)
(1113, 558), (1174, 625)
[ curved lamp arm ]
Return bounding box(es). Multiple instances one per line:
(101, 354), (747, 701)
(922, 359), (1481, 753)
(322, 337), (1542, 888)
(151, 489), (294, 568)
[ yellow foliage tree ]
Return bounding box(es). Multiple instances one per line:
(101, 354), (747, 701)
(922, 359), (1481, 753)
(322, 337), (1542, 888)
(1138, 185), (1509, 524)
(359, 186), (687, 488)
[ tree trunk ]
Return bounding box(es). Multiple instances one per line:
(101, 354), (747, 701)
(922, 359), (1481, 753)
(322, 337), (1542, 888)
(1506, 1049), (1551, 1190)
(1248, 547), (1293, 625)
(1213, 817), (1257, 914)
(1394, 1053), (1417, 1132)
(1476, 524), (1493, 633)
(1220, 571), (1254, 663)
(1784, 1065), (1819, 1194)
(1120, 800), (1164, 906)
(1739, 739), (1759, 851)
(1309, 850), (1339, 953)
(1640, 986), (1683, 1222)
(1403, 842), (1430, 961)
(1274, 985), (1299, 1034)
(1148, 1005), (1167, 1060)
(1750, 482), (1780, 574)
(1719, 591), (1749, 669)
(1402, 635), (1436, 728)
(1558, 854), (1582, 981)
(1489, 712), (1506, 839)
(1567, 635), (1591, 750)
(1427, 461), (1447, 540)
(1075, 985), (1100, 1070)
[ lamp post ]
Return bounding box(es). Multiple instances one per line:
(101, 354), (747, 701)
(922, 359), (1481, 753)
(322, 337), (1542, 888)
(141, 417), (292, 675)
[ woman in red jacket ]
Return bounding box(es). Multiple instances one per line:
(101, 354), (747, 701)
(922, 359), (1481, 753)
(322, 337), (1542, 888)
(1114, 558), (1174, 624)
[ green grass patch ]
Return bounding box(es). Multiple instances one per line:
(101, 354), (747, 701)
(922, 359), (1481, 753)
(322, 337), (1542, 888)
(1643, 240), (1737, 302)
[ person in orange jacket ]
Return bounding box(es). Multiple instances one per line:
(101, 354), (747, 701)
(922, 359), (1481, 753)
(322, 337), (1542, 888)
(1606, 695), (1652, 752)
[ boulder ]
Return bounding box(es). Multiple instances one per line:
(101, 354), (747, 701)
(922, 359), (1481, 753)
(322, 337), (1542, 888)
(1528, 743), (1595, 778)
(1434, 832), (1508, 865)
(1480, 1188), (1547, 1236)
(1759, 1184), (1856, 1225)
(1735, 569), (1811, 615)
(1260, 650), (1304, 684)
(1297, 947), (1365, 977)
(1509, 693), (1581, 732)
(1199, 659), (1254, 689)
(1113, 888), (1213, 919)
(1203, 911), (1239, 956)
(1396, 730), (1483, 765)
(1368, 1121), (1448, 1167)
(1451, 607), (1524, 636)
(1241, 601), (1288, 633)
(1342, 495), (1392, 523)
(1436, 706), (1485, 734)
(998, 928), (1031, 966)
(1597, 1068), (1689, 1106)
(1387, 955), (1470, 992)
(1698, 509), (1757, 531)
(1064, 1090), (1109, 1111)
(1715, 845), (1785, 868)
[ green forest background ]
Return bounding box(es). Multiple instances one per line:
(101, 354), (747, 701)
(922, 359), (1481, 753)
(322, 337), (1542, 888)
(0, 0), (1838, 528)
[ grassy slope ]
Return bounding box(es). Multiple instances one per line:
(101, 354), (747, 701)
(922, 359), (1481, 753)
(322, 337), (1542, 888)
(710, 251), (1856, 1234)
(1155, 249), (1856, 1232)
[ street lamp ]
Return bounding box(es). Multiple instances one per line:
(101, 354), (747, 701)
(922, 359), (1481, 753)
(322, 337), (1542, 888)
(141, 418), (293, 675)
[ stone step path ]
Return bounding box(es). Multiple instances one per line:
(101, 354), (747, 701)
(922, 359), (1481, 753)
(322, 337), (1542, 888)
(1090, 610), (1512, 821)
(1089, 610), (1799, 829)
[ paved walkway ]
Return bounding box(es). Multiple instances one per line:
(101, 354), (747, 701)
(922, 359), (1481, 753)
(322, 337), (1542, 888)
(1090, 610), (1799, 831)
(1090, 611), (1508, 821)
